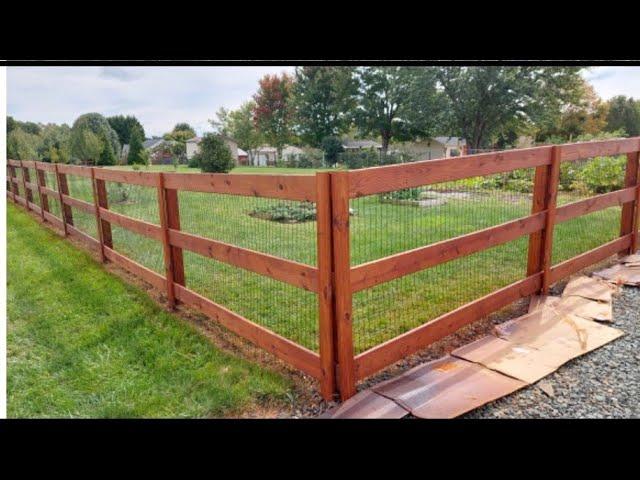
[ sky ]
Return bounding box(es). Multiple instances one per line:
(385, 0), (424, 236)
(6, 66), (640, 138)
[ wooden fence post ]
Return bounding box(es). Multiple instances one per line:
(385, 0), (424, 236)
(35, 164), (49, 222)
(8, 164), (17, 202)
(330, 171), (356, 401)
(20, 161), (33, 210)
(316, 172), (337, 400)
(90, 168), (107, 263)
(55, 163), (74, 234)
(620, 151), (640, 255)
(164, 187), (185, 287)
(526, 163), (550, 278)
(94, 176), (113, 250)
(157, 173), (177, 308)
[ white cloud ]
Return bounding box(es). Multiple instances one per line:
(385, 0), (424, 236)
(582, 66), (640, 100)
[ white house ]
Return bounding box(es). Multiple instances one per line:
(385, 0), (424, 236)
(397, 137), (467, 160)
(186, 135), (239, 164)
(341, 139), (382, 151)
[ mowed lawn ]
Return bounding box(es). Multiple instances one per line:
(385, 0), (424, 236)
(6, 204), (292, 418)
(51, 164), (624, 354)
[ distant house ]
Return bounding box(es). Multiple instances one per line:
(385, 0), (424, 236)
(398, 137), (467, 160)
(342, 139), (382, 151)
(253, 146), (277, 166)
(186, 135), (239, 165)
(238, 148), (249, 165)
(282, 145), (305, 162)
(143, 138), (178, 165)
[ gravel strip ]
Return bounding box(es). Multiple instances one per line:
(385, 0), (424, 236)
(464, 285), (640, 419)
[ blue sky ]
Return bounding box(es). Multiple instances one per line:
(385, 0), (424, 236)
(7, 66), (640, 138)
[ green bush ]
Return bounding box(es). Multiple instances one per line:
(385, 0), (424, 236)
(249, 202), (316, 223)
(575, 156), (626, 194)
(381, 188), (422, 201)
(339, 149), (380, 169)
(192, 134), (234, 173)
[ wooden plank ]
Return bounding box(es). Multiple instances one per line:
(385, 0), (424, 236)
(354, 273), (543, 381)
(168, 229), (319, 292)
(27, 202), (42, 215)
(43, 211), (64, 230)
(34, 161), (57, 172)
(55, 164), (73, 233)
(67, 224), (100, 250)
(93, 168), (158, 187)
(556, 187), (636, 223)
(99, 208), (163, 241)
(620, 152), (639, 255)
(348, 146), (553, 198)
(61, 194), (97, 215)
(95, 179), (113, 249)
(315, 172), (337, 400)
(549, 235), (633, 284)
(20, 160), (37, 169)
(8, 159), (22, 167)
(35, 169), (49, 221)
(351, 212), (546, 293)
(560, 137), (640, 162)
(90, 168), (106, 263)
(527, 164), (550, 276)
(103, 246), (167, 291)
(174, 283), (323, 380)
(20, 161), (33, 209)
(14, 195), (27, 206)
(165, 188), (185, 286)
(163, 172), (317, 202)
(330, 171), (356, 400)
(541, 146), (562, 294)
(633, 182), (640, 253)
(56, 163), (93, 178)
(39, 186), (58, 198)
(156, 173), (176, 308)
(23, 181), (38, 191)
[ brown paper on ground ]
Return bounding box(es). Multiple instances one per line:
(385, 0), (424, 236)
(620, 254), (640, 265)
(529, 295), (561, 313)
(451, 335), (568, 384)
(593, 264), (640, 286)
(372, 356), (526, 419)
(555, 295), (613, 322)
(319, 388), (408, 419)
(561, 275), (617, 303)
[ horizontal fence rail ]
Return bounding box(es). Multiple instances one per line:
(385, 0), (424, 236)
(6, 137), (640, 401)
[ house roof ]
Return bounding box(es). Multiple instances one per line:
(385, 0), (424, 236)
(238, 148), (248, 156)
(342, 139), (382, 149)
(282, 145), (305, 154)
(143, 138), (165, 150)
(186, 134), (238, 144)
(432, 136), (466, 147)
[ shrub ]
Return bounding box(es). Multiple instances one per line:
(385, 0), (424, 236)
(249, 202), (316, 223)
(193, 134), (234, 173)
(321, 136), (343, 164)
(381, 188), (422, 201)
(339, 149), (380, 169)
(575, 156), (626, 194)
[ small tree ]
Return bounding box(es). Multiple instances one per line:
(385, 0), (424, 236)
(321, 136), (344, 165)
(193, 133), (234, 173)
(127, 131), (146, 165)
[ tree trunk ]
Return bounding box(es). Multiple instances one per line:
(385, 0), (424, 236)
(380, 132), (391, 158)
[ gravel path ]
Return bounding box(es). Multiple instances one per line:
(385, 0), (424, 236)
(464, 285), (640, 419)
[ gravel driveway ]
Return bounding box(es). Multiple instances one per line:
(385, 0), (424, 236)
(464, 285), (640, 419)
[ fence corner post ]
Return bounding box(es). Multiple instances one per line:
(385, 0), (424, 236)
(316, 171), (337, 401)
(157, 172), (177, 309)
(330, 170), (356, 401)
(620, 151), (640, 255)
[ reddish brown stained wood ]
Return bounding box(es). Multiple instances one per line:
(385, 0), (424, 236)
(39, 186), (58, 198)
(541, 146), (561, 294)
(99, 208), (163, 241)
(174, 284), (323, 380)
(90, 168), (106, 263)
(55, 164), (74, 232)
(560, 137), (640, 162)
(330, 171), (356, 400)
(315, 172), (337, 400)
(56, 163), (94, 178)
(93, 168), (158, 186)
(549, 235), (633, 284)
(104, 246), (167, 291)
(61, 194), (97, 215)
(156, 173), (176, 308)
(527, 165), (550, 276)
(168, 229), (319, 292)
(632, 181), (640, 253)
(34, 161), (56, 172)
(164, 188), (185, 286)
(556, 187), (636, 224)
(348, 146), (553, 198)
(162, 172), (317, 202)
(43, 210), (64, 230)
(354, 273), (543, 381)
(67, 224), (100, 250)
(20, 161), (33, 209)
(35, 169), (49, 221)
(620, 152), (639, 255)
(7, 159), (22, 167)
(351, 212), (546, 292)
(23, 181), (39, 192)
(27, 202), (42, 215)
(95, 179), (113, 249)
(20, 160), (37, 169)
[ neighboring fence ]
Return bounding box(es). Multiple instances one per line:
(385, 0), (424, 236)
(6, 137), (640, 401)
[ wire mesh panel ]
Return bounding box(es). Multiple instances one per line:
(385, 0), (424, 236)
(183, 251), (319, 350)
(110, 225), (165, 274)
(178, 191), (317, 265)
(106, 182), (160, 224)
(349, 169), (536, 353)
(14, 167), (24, 198)
(66, 174), (94, 204)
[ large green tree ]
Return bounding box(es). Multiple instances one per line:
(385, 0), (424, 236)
(164, 123), (197, 143)
(38, 123), (72, 163)
(127, 130), (146, 164)
(292, 66), (358, 147)
(213, 101), (264, 161)
(353, 67), (444, 155)
(252, 73), (295, 157)
(107, 115), (146, 145)
(605, 96), (640, 137)
(70, 113), (120, 165)
(436, 67), (584, 150)
(7, 129), (39, 160)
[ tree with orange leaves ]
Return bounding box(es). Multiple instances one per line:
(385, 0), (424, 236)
(252, 73), (295, 158)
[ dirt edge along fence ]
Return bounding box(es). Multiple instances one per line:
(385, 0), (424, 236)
(7, 137), (640, 401)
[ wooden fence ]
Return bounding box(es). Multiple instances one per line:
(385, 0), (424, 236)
(6, 137), (640, 401)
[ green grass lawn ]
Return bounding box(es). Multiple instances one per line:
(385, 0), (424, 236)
(18, 166), (625, 354)
(6, 204), (292, 418)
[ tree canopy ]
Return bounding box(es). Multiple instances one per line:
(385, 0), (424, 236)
(193, 133), (235, 173)
(605, 95), (640, 137)
(214, 101), (264, 156)
(107, 115), (146, 145)
(252, 73), (295, 155)
(70, 113), (121, 165)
